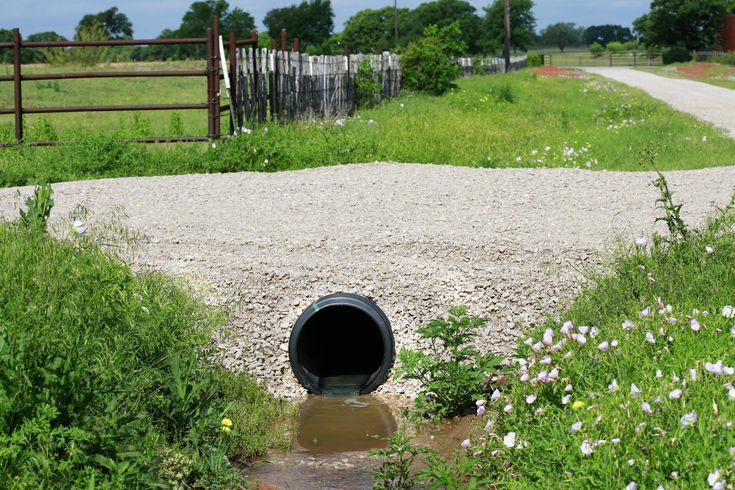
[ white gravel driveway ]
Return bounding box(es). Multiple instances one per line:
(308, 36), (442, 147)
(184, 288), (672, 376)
(2, 164), (734, 398)
(583, 67), (735, 137)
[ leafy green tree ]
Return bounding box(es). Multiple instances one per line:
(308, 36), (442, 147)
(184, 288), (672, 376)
(0, 29), (13, 64)
(582, 24), (633, 47)
(403, 0), (483, 53)
(481, 0), (536, 53)
(402, 22), (464, 95)
(26, 32), (67, 63)
(76, 6), (133, 39)
(633, 0), (735, 50)
(589, 41), (604, 57)
(341, 6), (412, 53)
(221, 8), (255, 36)
(539, 22), (582, 52)
(263, 0), (334, 51)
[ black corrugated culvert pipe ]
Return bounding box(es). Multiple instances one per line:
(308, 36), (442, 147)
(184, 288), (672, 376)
(289, 293), (395, 395)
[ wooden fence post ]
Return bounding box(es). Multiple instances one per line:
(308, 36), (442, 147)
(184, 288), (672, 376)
(12, 28), (22, 143)
(228, 31), (238, 133)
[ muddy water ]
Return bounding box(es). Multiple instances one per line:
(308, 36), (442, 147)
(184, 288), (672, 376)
(247, 395), (397, 489)
(246, 395), (476, 489)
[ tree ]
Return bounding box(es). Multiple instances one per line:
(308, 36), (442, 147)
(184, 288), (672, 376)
(403, 0), (483, 53)
(481, 0), (536, 53)
(172, 1), (255, 59)
(402, 22), (463, 95)
(77, 6), (133, 39)
(26, 32), (67, 63)
(633, 0), (735, 50)
(341, 6), (412, 53)
(582, 24), (633, 47)
(263, 0), (334, 50)
(539, 22), (582, 52)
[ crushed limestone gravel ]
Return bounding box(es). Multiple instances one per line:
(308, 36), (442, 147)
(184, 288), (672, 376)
(2, 163), (734, 399)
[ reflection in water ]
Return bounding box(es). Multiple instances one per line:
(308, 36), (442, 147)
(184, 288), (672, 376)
(296, 395), (397, 454)
(247, 395), (397, 489)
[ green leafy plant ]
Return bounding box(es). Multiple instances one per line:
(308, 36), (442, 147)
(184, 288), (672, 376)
(18, 183), (54, 233)
(395, 307), (501, 419)
(589, 42), (605, 57)
(526, 52), (542, 67)
(355, 59), (383, 109)
(401, 22), (464, 96)
(370, 431), (426, 490)
(640, 142), (688, 240)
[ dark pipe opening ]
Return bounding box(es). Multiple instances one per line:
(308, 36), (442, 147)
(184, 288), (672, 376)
(289, 293), (395, 395)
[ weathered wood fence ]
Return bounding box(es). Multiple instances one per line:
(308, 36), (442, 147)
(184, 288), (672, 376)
(234, 48), (401, 125)
(232, 48), (528, 127)
(457, 55), (528, 77)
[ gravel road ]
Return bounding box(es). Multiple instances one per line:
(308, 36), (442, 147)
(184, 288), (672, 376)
(583, 67), (735, 137)
(2, 163), (734, 398)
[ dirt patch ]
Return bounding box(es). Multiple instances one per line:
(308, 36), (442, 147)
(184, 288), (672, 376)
(533, 66), (585, 78)
(676, 62), (732, 79)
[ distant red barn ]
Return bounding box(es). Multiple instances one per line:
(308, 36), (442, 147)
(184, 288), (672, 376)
(725, 15), (735, 51)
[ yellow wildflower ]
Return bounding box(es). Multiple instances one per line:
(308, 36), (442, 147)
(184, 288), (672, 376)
(572, 401), (585, 410)
(221, 418), (233, 427)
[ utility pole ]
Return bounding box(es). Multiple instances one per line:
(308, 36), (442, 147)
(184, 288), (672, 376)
(394, 0), (399, 50)
(503, 0), (511, 72)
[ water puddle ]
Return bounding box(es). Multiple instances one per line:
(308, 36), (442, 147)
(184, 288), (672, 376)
(246, 395), (398, 489)
(246, 395), (475, 489)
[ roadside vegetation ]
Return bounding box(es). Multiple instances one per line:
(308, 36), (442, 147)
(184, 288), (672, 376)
(2, 67), (734, 187)
(0, 186), (294, 488)
(373, 150), (735, 488)
(638, 61), (735, 91)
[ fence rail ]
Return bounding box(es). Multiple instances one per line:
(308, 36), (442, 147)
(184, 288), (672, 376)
(457, 55), (527, 77)
(543, 52), (663, 67)
(0, 17), (258, 146)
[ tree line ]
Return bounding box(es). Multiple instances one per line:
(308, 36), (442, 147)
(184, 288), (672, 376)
(0, 0), (538, 63)
(3, 0), (732, 64)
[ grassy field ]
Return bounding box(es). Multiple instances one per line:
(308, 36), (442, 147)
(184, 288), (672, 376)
(0, 61), (212, 139)
(1, 64), (734, 187)
(0, 192), (294, 488)
(638, 62), (735, 90)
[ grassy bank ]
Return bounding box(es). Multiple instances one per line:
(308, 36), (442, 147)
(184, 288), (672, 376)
(0, 191), (293, 488)
(638, 62), (735, 91)
(2, 68), (735, 187)
(420, 179), (735, 488)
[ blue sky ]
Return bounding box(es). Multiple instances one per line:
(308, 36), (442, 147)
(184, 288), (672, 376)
(3, 0), (650, 39)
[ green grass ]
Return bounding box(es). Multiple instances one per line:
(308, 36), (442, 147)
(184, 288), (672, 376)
(419, 183), (735, 488)
(1, 67), (735, 187)
(638, 62), (735, 90)
(0, 61), (211, 138)
(0, 197), (294, 488)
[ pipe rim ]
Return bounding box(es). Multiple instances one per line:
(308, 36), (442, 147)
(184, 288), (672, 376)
(289, 293), (395, 395)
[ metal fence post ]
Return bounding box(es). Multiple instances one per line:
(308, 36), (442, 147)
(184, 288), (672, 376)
(206, 27), (215, 139)
(12, 28), (23, 143)
(213, 17), (220, 139)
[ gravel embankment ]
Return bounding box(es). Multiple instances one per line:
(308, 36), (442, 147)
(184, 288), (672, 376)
(2, 163), (734, 398)
(583, 67), (735, 137)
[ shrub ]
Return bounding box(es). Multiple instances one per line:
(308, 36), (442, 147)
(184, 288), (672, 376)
(0, 191), (292, 487)
(606, 41), (625, 53)
(394, 306), (502, 419)
(589, 42), (605, 57)
(401, 22), (464, 96)
(354, 59), (383, 109)
(526, 52), (542, 67)
(663, 46), (692, 64)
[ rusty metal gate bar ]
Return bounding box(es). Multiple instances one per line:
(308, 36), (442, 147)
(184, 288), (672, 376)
(0, 16), (258, 147)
